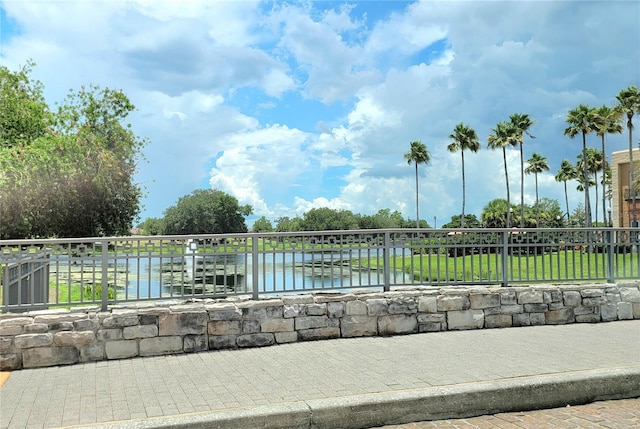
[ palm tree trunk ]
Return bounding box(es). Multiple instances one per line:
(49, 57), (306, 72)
(520, 142), (524, 228)
(414, 162), (419, 228)
(461, 151), (466, 228)
(503, 147), (511, 228)
(535, 173), (539, 226)
(601, 134), (607, 226)
(594, 170), (599, 225)
(582, 132), (591, 227)
(629, 117), (636, 227)
(564, 180), (570, 224)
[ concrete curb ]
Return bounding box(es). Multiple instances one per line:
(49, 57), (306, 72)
(66, 366), (640, 429)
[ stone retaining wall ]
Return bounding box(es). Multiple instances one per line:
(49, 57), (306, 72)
(2, 282), (639, 370)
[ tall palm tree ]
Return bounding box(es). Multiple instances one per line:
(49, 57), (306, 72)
(593, 104), (623, 226)
(616, 85), (640, 226)
(564, 104), (597, 227)
(403, 140), (431, 228)
(525, 152), (550, 227)
(578, 148), (603, 225)
(447, 123), (480, 228)
(555, 160), (577, 223)
(509, 113), (536, 228)
(487, 121), (517, 227)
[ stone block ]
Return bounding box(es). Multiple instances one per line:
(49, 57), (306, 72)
(417, 296), (437, 313)
(14, 333), (53, 349)
(0, 317), (33, 327)
(417, 313), (446, 323)
(543, 290), (562, 303)
(563, 291), (582, 307)
(581, 288), (604, 298)
(499, 305), (523, 315)
(633, 303), (640, 318)
(24, 323), (49, 333)
(470, 293), (500, 309)
(243, 320), (261, 334)
(366, 298), (388, 316)
(80, 343), (104, 361)
(0, 353), (21, 371)
(238, 299), (284, 310)
(139, 336), (182, 356)
(208, 306), (243, 320)
(237, 333), (275, 348)
(105, 340), (138, 359)
(54, 331), (95, 346)
(33, 314), (88, 325)
(418, 322), (444, 332)
(447, 310), (484, 330)
(574, 306), (599, 316)
(0, 325), (23, 336)
(600, 304), (617, 322)
(517, 290), (544, 304)
(159, 312), (207, 336)
(208, 320), (241, 335)
(183, 335), (208, 353)
(0, 336), (13, 354)
(281, 295), (314, 304)
(437, 295), (470, 311)
(340, 315), (377, 337)
(545, 308), (574, 324)
(283, 305), (300, 318)
(139, 315), (158, 325)
(306, 304), (327, 316)
(485, 314), (512, 328)
(583, 297), (607, 306)
(500, 291), (517, 305)
(512, 313), (530, 327)
(605, 293), (621, 304)
(530, 313), (546, 325)
(49, 322), (74, 331)
(97, 329), (123, 341)
(620, 287), (640, 302)
(22, 346), (79, 368)
(388, 297), (417, 314)
(346, 300), (368, 315)
(274, 331), (298, 343)
(327, 302), (345, 318)
(123, 325), (158, 339)
(261, 318), (294, 333)
(378, 314), (417, 335)
(102, 315), (139, 328)
(295, 316), (329, 330)
(243, 304), (282, 319)
(523, 303), (548, 313)
(73, 319), (99, 331)
(576, 314), (600, 323)
(548, 302), (565, 311)
(617, 302), (634, 320)
(297, 327), (340, 341)
(209, 335), (237, 350)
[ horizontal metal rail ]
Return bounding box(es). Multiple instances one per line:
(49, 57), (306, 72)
(1, 228), (639, 312)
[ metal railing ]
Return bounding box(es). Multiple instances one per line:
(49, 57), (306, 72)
(1, 228), (639, 312)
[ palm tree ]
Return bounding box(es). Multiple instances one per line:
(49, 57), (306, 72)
(564, 104), (597, 227)
(509, 113), (536, 228)
(525, 152), (550, 227)
(481, 198), (510, 228)
(555, 160), (577, 223)
(487, 121), (517, 227)
(616, 85), (640, 226)
(403, 140), (431, 228)
(447, 123), (480, 228)
(593, 104), (622, 226)
(578, 148), (603, 225)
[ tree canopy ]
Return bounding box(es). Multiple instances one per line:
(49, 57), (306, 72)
(0, 62), (146, 238)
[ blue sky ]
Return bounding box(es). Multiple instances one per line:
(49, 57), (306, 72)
(1, 0), (639, 228)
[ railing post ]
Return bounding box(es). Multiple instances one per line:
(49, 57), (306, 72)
(252, 236), (259, 300)
(501, 230), (508, 288)
(383, 231), (390, 292)
(607, 229), (615, 283)
(101, 240), (109, 311)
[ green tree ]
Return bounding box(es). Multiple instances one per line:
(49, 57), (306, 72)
(300, 207), (359, 231)
(577, 148), (604, 225)
(0, 65), (146, 238)
(525, 152), (550, 226)
(555, 160), (577, 221)
(487, 121), (517, 228)
(163, 189), (252, 235)
(442, 214), (482, 228)
(275, 216), (303, 232)
(447, 123), (480, 228)
(252, 216), (273, 232)
(615, 85), (640, 226)
(358, 209), (406, 229)
(139, 217), (164, 235)
(403, 140), (431, 228)
(593, 104), (622, 226)
(481, 198), (512, 228)
(564, 104), (597, 227)
(509, 113), (536, 228)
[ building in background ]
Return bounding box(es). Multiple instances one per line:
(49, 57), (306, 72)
(611, 148), (640, 227)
